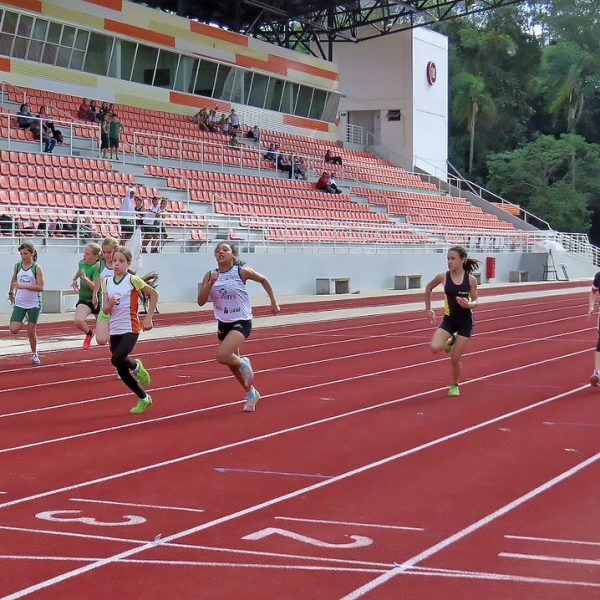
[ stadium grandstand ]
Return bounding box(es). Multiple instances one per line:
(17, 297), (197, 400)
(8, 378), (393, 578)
(0, 0), (596, 304)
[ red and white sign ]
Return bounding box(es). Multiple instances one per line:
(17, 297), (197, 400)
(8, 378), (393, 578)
(426, 61), (437, 86)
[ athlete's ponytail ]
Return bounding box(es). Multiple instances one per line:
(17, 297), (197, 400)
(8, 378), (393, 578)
(449, 246), (481, 274)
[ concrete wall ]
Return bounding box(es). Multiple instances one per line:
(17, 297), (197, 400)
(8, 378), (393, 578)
(1, 247), (587, 316)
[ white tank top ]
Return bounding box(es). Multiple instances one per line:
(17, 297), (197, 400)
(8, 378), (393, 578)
(99, 261), (113, 282)
(209, 265), (252, 322)
(15, 262), (41, 309)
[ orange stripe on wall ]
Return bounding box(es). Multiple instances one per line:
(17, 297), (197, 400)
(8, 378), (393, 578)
(235, 54), (338, 81)
(84, 0), (123, 10)
(170, 91), (230, 113)
(105, 19), (175, 47)
(190, 22), (248, 47)
(1, 0), (41, 12)
(235, 55), (286, 76)
(283, 114), (330, 132)
(0, 57), (10, 73)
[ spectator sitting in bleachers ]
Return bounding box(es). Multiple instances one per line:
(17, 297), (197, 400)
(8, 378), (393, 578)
(264, 143), (276, 162)
(17, 104), (34, 129)
(316, 171), (341, 194)
(246, 125), (260, 142)
(88, 100), (99, 122)
(29, 117), (57, 153)
(98, 102), (109, 121)
(277, 153), (293, 179)
(324, 149), (342, 166)
(328, 172), (342, 194)
(77, 98), (91, 121)
(207, 109), (218, 132)
(220, 114), (230, 134)
(228, 131), (239, 147)
(37, 105), (62, 144)
(294, 156), (307, 180)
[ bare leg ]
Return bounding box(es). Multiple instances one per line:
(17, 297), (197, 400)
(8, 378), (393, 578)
(449, 335), (470, 385)
(430, 328), (453, 354)
(27, 322), (38, 354)
(96, 318), (110, 345)
(216, 331), (250, 392)
(74, 304), (92, 334)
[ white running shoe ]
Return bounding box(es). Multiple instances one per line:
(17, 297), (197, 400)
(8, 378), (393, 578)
(243, 388), (260, 412)
(32, 353), (41, 366)
(239, 357), (254, 387)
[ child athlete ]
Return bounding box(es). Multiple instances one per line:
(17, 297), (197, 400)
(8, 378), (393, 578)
(101, 246), (158, 414)
(95, 236), (118, 346)
(587, 271), (600, 386)
(71, 242), (101, 349)
(197, 242), (280, 412)
(8, 242), (44, 365)
(425, 246), (480, 397)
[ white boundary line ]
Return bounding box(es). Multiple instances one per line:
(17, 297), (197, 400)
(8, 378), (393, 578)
(499, 552), (600, 567)
(0, 326), (591, 455)
(505, 534), (600, 547)
(68, 498), (204, 514)
(1, 383), (590, 598)
(341, 451), (600, 599)
(274, 516), (423, 531)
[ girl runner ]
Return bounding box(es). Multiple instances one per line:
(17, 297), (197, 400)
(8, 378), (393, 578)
(197, 242), (280, 412)
(424, 246), (480, 397)
(101, 246), (158, 414)
(8, 242), (44, 365)
(71, 242), (101, 349)
(587, 270), (600, 386)
(95, 236), (118, 346)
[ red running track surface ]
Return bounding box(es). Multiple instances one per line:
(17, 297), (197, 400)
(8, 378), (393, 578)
(0, 290), (598, 599)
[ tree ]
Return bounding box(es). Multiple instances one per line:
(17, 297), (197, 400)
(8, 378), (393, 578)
(487, 134), (600, 232)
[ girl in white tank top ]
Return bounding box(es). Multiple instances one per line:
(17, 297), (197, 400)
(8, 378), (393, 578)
(8, 242), (45, 365)
(197, 242), (280, 413)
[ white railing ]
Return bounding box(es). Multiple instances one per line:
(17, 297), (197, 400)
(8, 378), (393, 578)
(345, 123), (364, 145)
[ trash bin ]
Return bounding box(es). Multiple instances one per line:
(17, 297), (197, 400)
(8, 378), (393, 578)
(486, 256), (496, 282)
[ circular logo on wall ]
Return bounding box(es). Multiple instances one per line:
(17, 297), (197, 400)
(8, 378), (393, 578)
(426, 61), (437, 86)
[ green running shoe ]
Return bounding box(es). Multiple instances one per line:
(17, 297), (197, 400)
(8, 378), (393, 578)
(130, 394), (152, 414)
(447, 384), (460, 397)
(134, 359), (151, 387)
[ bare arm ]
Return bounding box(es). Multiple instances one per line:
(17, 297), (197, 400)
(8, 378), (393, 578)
(7, 264), (17, 304)
(424, 272), (445, 322)
(457, 275), (479, 310)
(141, 285), (158, 330)
(197, 270), (217, 306)
(589, 290), (597, 317)
(241, 267), (280, 315)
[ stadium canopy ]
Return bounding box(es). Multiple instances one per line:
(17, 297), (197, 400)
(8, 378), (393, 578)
(132, 0), (523, 59)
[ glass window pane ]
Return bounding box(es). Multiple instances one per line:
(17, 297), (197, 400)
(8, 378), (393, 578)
(60, 26), (75, 48)
(17, 14), (33, 37)
(265, 78), (284, 111)
(213, 63), (235, 100)
(295, 85), (313, 117)
(108, 39), (136, 80)
(74, 29), (88, 51)
(248, 73), (268, 108)
(174, 55), (198, 93)
(0, 34), (14, 57)
(322, 91), (339, 123)
(69, 49), (85, 71)
(47, 22), (61, 44)
(229, 69), (243, 103)
(32, 19), (48, 41)
(27, 39), (44, 62)
(12, 37), (28, 59)
(309, 89), (327, 119)
(2, 11), (18, 34)
(84, 32), (113, 76)
(242, 71), (253, 104)
(153, 49), (178, 88)
(195, 59), (218, 96)
(41, 42), (58, 65)
(131, 44), (158, 85)
(280, 81), (298, 114)
(56, 45), (72, 68)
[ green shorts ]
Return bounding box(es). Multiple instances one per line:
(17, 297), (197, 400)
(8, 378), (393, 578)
(11, 306), (41, 324)
(97, 311), (111, 323)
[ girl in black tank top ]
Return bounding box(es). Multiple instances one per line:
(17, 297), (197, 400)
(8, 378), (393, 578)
(424, 246), (480, 398)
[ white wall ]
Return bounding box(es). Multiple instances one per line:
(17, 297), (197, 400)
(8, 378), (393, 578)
(333, 28), (447, 175)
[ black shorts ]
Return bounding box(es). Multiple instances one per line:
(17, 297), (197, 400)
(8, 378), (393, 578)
(439, 314), (474, 339)
(217, 319), (252, 342)
(76, 299), (100, 315)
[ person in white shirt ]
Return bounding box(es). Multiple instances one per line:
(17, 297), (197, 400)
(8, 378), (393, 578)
(228, 109), (240, 132)
(197, 242), (280, 412)
(119, 187), (136, 241)
(142, 196), (162, 253)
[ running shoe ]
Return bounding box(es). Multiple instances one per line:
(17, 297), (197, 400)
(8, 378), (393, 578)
(590, 373), (600, 387)
(243, 388), (260, 412)
(444, 333), (457, 354)
(134, 359), (151, 387)
(82, 330), (94, 350)
(447, 384), (460, 397)
(239, 357), (254, 387)
(130, 394), (152, 414)
(31, 353), (41, 366)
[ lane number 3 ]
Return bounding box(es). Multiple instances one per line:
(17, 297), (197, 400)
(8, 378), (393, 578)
(36, 510), (146, 527)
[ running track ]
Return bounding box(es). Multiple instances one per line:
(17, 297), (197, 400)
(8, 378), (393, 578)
(0, 288), (598, 598)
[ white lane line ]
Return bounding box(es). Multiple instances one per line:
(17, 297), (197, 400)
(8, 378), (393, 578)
(341, 450), (600, 600)
(69, 498), (204, 514)
(215, 468), (332, 479)
(505, 534), (600, 547)
(274, 516), (423, 531)
(1, 384), (589, 598)
(0, 555), (385, 574)
(0, 327), (591, 456)
(543, 421), (600, 428)
(500, 552), (600, 567)
(0, 313), (588, 426)
(0, 303), (580, 396)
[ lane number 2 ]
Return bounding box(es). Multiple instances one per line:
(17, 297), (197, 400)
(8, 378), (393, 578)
(242, 527), (372, 548)
(36, 510), (146, 527)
